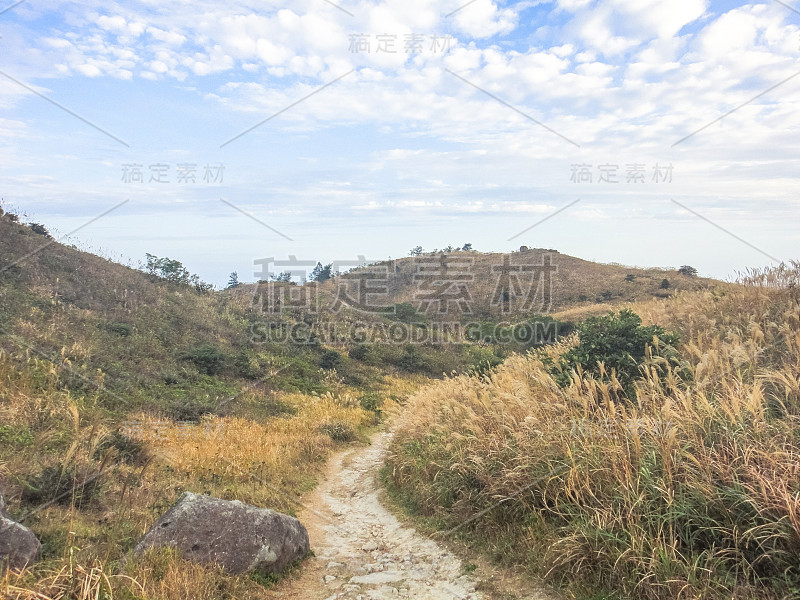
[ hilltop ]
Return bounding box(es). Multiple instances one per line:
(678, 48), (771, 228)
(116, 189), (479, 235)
(232, 247), (721, 336)
(359, 248), (716, 316)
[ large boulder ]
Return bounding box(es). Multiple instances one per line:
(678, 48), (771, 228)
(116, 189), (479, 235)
(133, 492), (309, 575)
(0, 491), (41, 571)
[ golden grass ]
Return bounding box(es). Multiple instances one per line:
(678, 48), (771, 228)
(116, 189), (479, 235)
(0, 349), (387, 600)
(132, 391), (370, 504)
(387, 263), (800, 599)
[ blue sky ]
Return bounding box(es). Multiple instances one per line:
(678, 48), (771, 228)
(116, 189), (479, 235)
(1, 0), (798, 286)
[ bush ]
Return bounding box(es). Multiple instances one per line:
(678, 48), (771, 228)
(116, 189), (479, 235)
(144, 253), (213, 293)
(397, 344), (427, 372)
(320, 349), (341, 370)
(386, 302), (425, 323)
(28, 223), (53, 239)
(550, 309), (681, 398)
(349, 344), (373, 362)
(181, 345), (225, 375)
(0, 424), (35, 447)
(678, 265), (698, 277)
(660, 278), (670, 289)
(106, 322), (132, 337)
(170, 399), (218, 422)
(358, 392), (382, 413)
(21, 463), (101, 508)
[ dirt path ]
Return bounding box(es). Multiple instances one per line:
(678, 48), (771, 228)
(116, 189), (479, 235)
(268, 430), (554, 600)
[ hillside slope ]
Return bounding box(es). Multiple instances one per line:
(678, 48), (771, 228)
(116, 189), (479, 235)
(386, 263), (800, 600)
(307, 248), (720, 323)
(0, 213), (422, 599)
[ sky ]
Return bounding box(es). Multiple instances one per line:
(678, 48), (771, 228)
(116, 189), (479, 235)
(0, 0), (798, 287)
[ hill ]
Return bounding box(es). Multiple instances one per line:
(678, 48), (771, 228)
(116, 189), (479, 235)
(367, 248), (716, 318)
(0, 209), (749, 600)
(231, 248), (722, 354)
(0, 212), (425, 599)
(386, 262), (800, 600)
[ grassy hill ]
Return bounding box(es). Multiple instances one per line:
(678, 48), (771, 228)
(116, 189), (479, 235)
(357, 248), (717, 318)
(0, 209), (737, 599)
(386, 262), (800, 600)
(0, 213), (426, 599)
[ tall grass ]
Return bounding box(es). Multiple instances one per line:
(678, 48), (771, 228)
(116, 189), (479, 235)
(0, 349), (378, 600)
(386, 263), (800, 599)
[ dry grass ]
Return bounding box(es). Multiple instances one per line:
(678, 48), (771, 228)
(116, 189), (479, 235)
(329, 249), (721, 318)
(387, 262), (800, 599)
(0, 348), (386, 600)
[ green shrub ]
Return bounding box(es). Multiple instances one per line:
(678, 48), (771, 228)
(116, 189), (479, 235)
(349, 343), (373, 362)
(464, 345), (503, 377)
(106, 322), (133, 337)
(550, 309), (681, 398)
(397, 344), (427, 372)
(320, 349), (341, 370)
(0, 425), (35, 448)
(384, 302), (425, 323)
(233, 348), (260, 378)
(358, 392), (382, 413)
(181, 344), (225, 375)
(170, 399), (217, 422)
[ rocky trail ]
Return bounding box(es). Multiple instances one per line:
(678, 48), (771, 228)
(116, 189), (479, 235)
(267, 431), (554, 600)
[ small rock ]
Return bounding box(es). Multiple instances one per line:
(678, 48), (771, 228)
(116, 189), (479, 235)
(324, 574), (337, 583)
(361, 540), (379, 552)
(0, 505), (41, 571)
(327, 561), (345, 569)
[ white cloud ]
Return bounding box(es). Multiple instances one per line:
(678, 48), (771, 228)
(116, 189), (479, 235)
(451, 0), (518, 39)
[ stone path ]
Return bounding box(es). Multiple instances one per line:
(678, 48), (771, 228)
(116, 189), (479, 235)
(310, 431), (480, 600)
(271, 430), (553, 600)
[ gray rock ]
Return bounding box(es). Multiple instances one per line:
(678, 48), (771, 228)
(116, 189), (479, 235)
(133, 492), (309, 576)
(0, 491), (41, 571)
